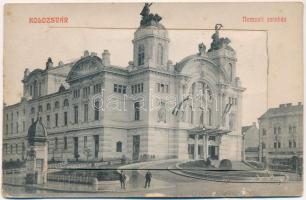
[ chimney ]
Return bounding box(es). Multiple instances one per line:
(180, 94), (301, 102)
(84, 50), (89, 57)
(298, 102), (302, 106)
(91, 52), (97, 56)
(286, 103), (292, 107)
(279, 104), (285, 108)
(102, 50), (110, 66)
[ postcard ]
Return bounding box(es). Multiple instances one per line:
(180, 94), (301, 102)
(2, 2), (303, 198)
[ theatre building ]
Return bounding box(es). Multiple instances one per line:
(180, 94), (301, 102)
(3, 5), (245, 163)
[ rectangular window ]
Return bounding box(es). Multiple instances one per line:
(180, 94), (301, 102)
(47, 115), (50, 127)
(137, 84), (140, 93)
(134, 102), (140, 121)
(11, 123), (13, 134)
(73, 89), (80, 98)
(64, 112), (68, 126)
(123, 86), (127, 94)
(165, 85), (169, 93)
(262, 129), (266, 136)
(94, 84), (102, 94)
(84, 104), (89, 122)
(157, 83), (160, 92)
(83, 86), (90, 98)
(274, 142), (277, 149)
(23, 121), (25, 131)
(55, 113), (58, 127)
(84, 136), (87, 148)
(74, 105), (79, 124)
(114, 84), (118, 92)
(55, 137), (58, 150)
(293, 141), (296, 148)
(274, 127), (277, 134)
(64, 137), (67, 150)
(16, 123), (18, 133)
(6, 124), (8, 135)
(118, 85), (122, 93)
(131, 85), (134, 94)
(289, 140), (292, 148)
(15, 144), (18, 153)
(278, 141), (281, 148)
(141, 83), (143, 92)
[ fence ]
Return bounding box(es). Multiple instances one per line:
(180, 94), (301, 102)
(46, 173), (94, 185)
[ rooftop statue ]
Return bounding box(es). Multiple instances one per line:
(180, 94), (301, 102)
(208, 24), (233, 52)
(140, 3), (163, 27)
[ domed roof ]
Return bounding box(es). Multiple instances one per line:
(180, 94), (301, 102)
(27, 118), (47, 145)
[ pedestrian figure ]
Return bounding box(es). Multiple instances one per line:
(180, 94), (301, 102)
(119, 170), (126, 189)
(144, 170), (152, 188)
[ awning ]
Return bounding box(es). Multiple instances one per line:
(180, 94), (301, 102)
(188, 126), (231, 136)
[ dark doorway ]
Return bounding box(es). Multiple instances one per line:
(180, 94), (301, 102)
(132, 135), (140, 160)
(94, 135), (99, 159)
(208, 145), (219, 160)
(188, 144), (195, 159)
(73, 137), (79, 160)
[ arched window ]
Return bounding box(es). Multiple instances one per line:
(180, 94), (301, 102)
(46, 103), (51, 111)
(94, 100), (100, 121)
(55, 101), (60, 109)
(157, 44), (164, 65)
(190, 105), (193, 124)
(116, 141), (122, 152)
(33, 80), (38, 98)
(134, 102), (140, 121)
(138, 44), (145, 66)
(63, 99), (69, 107)
(191, 83), (196, 96)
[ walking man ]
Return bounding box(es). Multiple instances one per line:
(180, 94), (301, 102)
(119, 170), (126, 189)
(144, 170), (152, 188)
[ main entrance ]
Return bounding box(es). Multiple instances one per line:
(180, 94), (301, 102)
(187, 127), (230, 160)
(132, 135), (140, 160)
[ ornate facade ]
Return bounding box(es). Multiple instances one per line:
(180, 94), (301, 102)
(3, 5), (245, 163)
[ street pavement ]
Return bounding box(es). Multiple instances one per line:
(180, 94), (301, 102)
(3, 159), (303, 198)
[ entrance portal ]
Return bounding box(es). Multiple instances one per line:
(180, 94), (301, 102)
(132, 135), (140, 160)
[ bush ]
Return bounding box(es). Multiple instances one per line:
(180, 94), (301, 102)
(219, 159), (232, 170)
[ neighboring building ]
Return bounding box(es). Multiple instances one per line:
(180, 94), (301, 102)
(242, 122), (259, 161)
(3, 5), (245, 163)
(258, 103), (303, 170)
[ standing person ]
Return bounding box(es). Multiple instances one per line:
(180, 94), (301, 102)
(144, 170), (152, 188)
(119, 170), (126, 189)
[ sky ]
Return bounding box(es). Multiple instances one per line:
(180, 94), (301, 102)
(3, 3), (303, 126)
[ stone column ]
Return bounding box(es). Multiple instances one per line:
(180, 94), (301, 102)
(203, 135), (208, 160)
(194, 134), (199, 160)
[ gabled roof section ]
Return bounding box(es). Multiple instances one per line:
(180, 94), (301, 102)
(66, 55), (104, 83)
